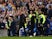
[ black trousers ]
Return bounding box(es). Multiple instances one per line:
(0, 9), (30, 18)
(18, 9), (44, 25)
(37, 26), (43, 35)
(29, 23), (34, 36)
(8, 29), (10, 36)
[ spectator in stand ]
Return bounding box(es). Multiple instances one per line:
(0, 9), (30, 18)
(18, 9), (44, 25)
(47, 5), (52, 19)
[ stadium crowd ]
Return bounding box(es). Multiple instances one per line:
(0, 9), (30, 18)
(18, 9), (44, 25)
(0, 0), (52, 37)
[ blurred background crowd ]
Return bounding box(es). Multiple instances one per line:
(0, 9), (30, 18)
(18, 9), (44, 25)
(0, 0), (52, 37)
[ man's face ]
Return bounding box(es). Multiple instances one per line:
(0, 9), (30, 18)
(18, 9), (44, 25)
(30, 11), (33, 14)
(8, 17), (13, 21)
(38, 9), (42, 14)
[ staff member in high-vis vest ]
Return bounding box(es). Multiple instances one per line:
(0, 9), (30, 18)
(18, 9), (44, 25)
(24, 17), (30, 36)
(38, 9), (46, 35)
(6, 16), (16, 36)
(33, 10), (39, 36)
(5, 17), (12, 36)
(28, 10), (36, 37)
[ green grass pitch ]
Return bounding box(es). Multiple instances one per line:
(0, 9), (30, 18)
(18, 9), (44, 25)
(0, 36), (52, 39)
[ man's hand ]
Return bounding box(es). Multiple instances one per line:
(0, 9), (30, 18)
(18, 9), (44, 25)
(40, 24), (43, 27)
(32, 14), (35, 16)
(47, 24), (50, 28)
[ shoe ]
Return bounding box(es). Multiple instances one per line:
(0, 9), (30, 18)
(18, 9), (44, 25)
(30, 35), (33, 37)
